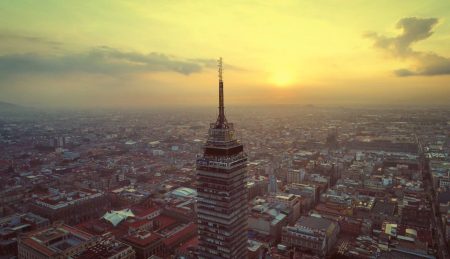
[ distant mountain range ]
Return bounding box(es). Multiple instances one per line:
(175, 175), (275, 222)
(0, 101), (30, 112)
(0, 101), (19, 108)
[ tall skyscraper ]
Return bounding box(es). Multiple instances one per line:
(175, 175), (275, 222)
(268, 174), (277, 193)
(196, 58), (248, 259)
(267, 166), (278, 193)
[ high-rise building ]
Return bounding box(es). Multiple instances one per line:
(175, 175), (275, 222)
(286, 169), (306, 184)
(267, 166), (278, 194)
(196, 58), (248, 258)
(268, 174), (277, 194)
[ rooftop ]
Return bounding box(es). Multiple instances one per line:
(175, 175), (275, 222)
(171, 187), (197, 198)
(71, 239), (132, 259)
(296, 216), (336, 232)
(122, 231), (163, 247)
(372, 200), (396, 216)
(21, 225), (93, 257)
(35, 189), (103, 210)
(102, 209), (134, 227)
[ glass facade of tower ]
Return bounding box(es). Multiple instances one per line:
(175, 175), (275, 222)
(196, 59), (248, 259)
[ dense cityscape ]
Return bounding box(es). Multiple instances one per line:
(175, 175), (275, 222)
(2, 0), (450, 258)
(1, 91), (449, 258)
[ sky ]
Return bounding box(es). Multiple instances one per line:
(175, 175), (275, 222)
(0, 0), (449, 108)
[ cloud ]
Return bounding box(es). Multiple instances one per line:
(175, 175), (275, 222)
(0, 31), (62, 47)
(366, 17), (450, 76)
(0, 46), (216, 77)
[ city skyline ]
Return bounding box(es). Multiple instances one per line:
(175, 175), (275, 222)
(1, 80), (449, 257)
(1, 1), (449, 108)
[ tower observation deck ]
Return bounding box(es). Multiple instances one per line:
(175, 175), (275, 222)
(196, 58), (248, 259)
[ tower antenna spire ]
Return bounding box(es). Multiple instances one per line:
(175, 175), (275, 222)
(216, 57), (227, 128)
(218, 57), (223, 83)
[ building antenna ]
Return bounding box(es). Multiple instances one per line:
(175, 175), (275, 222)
(218, 57), (223, 83)
(216, 57), (227, 128)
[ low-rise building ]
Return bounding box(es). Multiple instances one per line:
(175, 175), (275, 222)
(30, 188), (109, 224)
(71, 237), (135, 259)
(281, 216), (339, 257)
(248, 203), (288, 243)
(0, 213), (49, 256)
(18, 224), (96, 259)
(121, 231), (164, 259)
(268, 193), (301, 223)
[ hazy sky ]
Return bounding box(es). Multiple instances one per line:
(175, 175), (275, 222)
(0, 0), (449, 108)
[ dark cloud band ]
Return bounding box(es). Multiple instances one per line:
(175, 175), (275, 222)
(0, 46), (215, 77)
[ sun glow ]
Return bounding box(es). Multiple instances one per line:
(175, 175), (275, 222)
(0, 1), (449, 107)
(270, 71), (295, 87)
